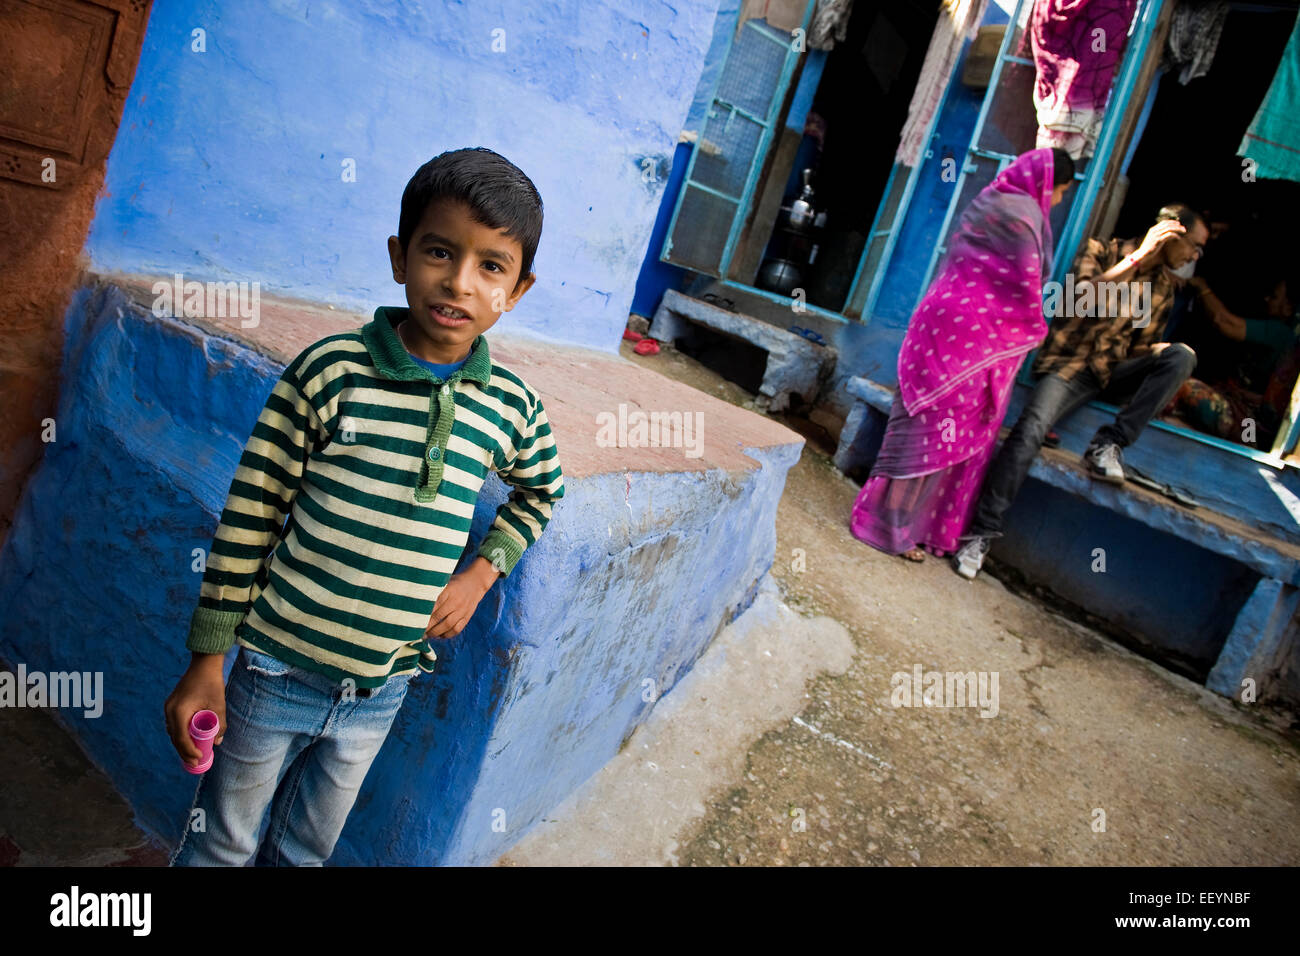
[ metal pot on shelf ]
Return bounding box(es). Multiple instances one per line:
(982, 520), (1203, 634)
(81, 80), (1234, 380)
(758, 258), (803, 295)
(758, 169), (822, 295)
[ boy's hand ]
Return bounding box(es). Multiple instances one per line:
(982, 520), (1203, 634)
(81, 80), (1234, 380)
(426, 556), (500, 638)
(164, 653), (228, 769)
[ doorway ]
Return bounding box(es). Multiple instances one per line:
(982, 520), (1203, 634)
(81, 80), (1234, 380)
(1119, 3), (1300, 450)
(751, 1), (942, 313)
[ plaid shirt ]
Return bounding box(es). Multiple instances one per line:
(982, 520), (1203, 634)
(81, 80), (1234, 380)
(1031, 236), (1176, 387)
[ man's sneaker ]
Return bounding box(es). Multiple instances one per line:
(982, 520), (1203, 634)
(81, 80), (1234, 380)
(953, 535), (992, 580)
(1084, 442), (1125, 484)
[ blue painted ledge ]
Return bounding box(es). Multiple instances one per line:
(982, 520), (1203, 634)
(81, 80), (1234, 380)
(839, 376), (1300, 583)
(835, 374), (1300, 703)
(0, 278), (804, 865)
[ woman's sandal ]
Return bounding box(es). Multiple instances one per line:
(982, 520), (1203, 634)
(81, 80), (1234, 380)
(900, 546), (926, 562)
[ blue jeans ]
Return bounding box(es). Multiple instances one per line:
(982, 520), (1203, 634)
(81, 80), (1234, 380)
(169, 645), (414, 866)
(968, 343), (1197, 537)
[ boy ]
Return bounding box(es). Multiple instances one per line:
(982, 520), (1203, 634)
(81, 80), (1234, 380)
(164, 147), (564, 865)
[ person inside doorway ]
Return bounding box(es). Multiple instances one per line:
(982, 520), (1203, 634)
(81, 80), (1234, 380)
(1165, 272), (1299, 446)
(953, 203), (1209, 580)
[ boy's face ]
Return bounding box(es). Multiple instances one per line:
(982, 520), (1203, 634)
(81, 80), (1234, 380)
(387, 197), (535, 364)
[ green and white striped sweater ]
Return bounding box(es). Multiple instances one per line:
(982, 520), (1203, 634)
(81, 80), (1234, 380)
(185, 306), (564, 688)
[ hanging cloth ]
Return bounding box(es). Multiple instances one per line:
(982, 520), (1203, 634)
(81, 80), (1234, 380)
(1021, 0), (1140, 159)
(1163, 0), (1229, 85)
(1238, 6), (1300, 183)
(809, 0), (855, 49)
(896, 0), (989, 167)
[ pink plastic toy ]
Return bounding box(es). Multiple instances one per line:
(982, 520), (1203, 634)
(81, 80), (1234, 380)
(184, 709), (220, 774)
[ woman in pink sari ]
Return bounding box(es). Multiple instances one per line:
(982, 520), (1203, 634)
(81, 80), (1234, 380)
(850, 147), (1074, 561)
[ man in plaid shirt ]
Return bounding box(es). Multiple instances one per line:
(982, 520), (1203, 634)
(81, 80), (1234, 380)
(954, 204), (1209, 580)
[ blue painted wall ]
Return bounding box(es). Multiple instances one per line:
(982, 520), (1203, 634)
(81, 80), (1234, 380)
(993, 479), (1257, 676)
(631, 140), (695, 317)
(343, 453), (792, 864)
(0, 283), (802, 864)
(85, 0), (722, 352)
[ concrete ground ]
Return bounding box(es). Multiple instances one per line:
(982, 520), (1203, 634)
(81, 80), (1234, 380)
(0, 695), (170, 866)
(2, 337), (1297, 866)
(501, 338), (1300, 866)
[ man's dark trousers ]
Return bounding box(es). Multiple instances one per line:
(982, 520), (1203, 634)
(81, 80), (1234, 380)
(967, 343), (1197, 537)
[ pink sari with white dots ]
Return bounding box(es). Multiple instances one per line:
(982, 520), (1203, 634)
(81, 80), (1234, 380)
(850, 148), (1056, 557)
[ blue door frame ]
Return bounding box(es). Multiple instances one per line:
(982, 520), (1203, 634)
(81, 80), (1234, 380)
(660, 3), (815, 279)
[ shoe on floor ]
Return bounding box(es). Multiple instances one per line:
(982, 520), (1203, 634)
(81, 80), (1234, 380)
(952, 535), (992, 580)
(1084, 442), (1125, 483)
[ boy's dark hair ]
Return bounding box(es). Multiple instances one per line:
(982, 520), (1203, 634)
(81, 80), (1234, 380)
(1154, 202), (1205, 233)
(398, 147), (544, 283)
(1050, 148), (1075, 187)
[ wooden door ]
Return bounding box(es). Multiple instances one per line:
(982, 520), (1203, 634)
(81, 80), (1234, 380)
(0, 0), (152, 543)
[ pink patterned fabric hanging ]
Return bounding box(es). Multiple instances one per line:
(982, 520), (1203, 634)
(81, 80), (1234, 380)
(1021, 0), (1141, 158)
